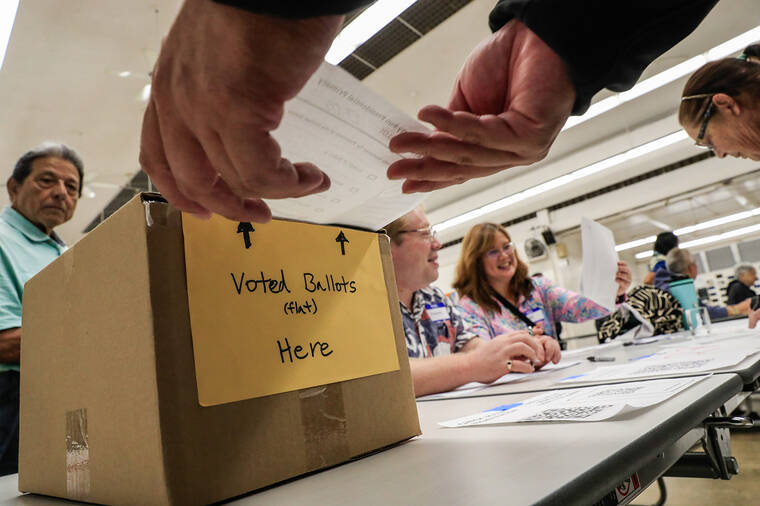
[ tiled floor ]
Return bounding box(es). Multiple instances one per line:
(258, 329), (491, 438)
(634, 431), (760, 505)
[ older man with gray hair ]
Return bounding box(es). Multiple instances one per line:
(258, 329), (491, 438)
(0, 142), (84, 475)
(655, 247), (750, 321)
(726, 265), (757, 305)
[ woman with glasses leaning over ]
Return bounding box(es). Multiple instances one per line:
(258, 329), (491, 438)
(680, 44), (760, 159)
(453, 223), (632, 352)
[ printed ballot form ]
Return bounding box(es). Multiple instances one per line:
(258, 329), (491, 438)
(580, 217), (619, 309)
(439, 376), (705, 427)
(267, 62), (431, 230)
(182, 214), (401, 406)
(561, 335), (760, 384)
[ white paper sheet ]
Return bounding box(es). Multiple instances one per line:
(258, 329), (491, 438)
(580, 217), (619, 310)
(439, 376), (704, 427)
(416, 361), (582, 401)
(266, 62), (431, 230)
(560, 339), (760, 383)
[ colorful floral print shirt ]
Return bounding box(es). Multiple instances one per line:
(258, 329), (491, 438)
(457, 277), (611, 339)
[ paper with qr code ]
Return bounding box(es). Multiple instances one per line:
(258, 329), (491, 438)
(438, 376), (704, 427)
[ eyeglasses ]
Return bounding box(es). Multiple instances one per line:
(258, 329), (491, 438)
(398, 226), (438, 242)
(485, 242), (514, 259)
(681, 93), (715, 150)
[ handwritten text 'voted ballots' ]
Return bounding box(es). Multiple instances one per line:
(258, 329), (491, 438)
(182, 214), (400, 406)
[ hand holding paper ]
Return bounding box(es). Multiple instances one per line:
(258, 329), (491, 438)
(140, 0), (342, 222)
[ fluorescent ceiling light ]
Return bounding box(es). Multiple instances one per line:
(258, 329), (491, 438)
(433, 131), (688, 233)
(0, 0), (19, 70)
(563, 25), (760, 131)
(325, 0), (417, 64)
(635, 222), (760, 259)
(617, 208), (760, 253)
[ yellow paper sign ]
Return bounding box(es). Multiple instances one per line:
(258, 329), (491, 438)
(182, 214), (400, 406)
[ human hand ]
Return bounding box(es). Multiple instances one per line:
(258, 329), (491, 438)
(749, 308), (760, 329)
(140, 0), (341, 222)
(615, 261), (632, 297)
(533, 335), (562, 370)
(387, 19), (575, 193)
(468, 331), (542, 384)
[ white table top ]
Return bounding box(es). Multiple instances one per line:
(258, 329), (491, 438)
(0, 374), (741, 506)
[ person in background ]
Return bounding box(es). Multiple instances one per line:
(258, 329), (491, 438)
(655, 247), (751, 320)
(679, 43), (760, 160)
(643, 231), (679, 285)
(454, 223), (632, 343)
(385, 208), (558, 397)
(726, 265), (757, 305)
(140, 0), (718, 223)
(0, 143), (84, 475)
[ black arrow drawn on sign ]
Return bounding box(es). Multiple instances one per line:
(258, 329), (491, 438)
(237, 222), (255, 249)
(335, 231), (349, 255)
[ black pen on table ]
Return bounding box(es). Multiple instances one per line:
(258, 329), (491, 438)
(587, 356), (616, 362)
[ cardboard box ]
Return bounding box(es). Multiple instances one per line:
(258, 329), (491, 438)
(19, 193), (419, 505)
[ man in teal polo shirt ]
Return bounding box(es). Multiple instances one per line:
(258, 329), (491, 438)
(0, 143), (83, 475)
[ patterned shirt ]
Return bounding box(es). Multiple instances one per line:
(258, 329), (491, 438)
(400, 285), (476, 358)
(457, 277), (611, 339)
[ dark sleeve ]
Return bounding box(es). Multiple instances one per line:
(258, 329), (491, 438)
(489, 0), (719, 115)
(211, 1), (373, 18)
(726, 284), (740, 305)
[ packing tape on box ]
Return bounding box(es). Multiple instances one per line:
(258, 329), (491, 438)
(143, 199), (169, 227)
(65, 408), (91, 500)
(298, 383), (349, 470)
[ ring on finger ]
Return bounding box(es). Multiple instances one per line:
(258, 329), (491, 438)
(527, 327), (534, 336)
(506, 360), (513, 372)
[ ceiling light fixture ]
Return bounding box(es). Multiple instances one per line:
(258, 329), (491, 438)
(635, 222), (760, 259)
(433, 130), (688, 233)
(325, 0), (418, 64)
(563, 25), (760, 131)
(617, 207), (760, 253)
(0, 0), (19, 71)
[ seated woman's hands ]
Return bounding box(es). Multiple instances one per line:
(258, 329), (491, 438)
(463, 331), (542, 384)
(522, 322), (561, 369)
(533, 335), (562, 370)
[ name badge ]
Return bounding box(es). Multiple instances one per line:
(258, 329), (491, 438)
(425, 303), (450, 322)
(525, 307), (545, 324)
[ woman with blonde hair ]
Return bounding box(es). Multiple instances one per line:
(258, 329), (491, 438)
(454, 223), (631, 348)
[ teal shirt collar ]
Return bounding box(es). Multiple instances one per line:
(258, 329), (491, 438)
(0, 206), (66, 248)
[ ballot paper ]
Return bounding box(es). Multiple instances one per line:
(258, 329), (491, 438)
(560, 338), (760, 383)
(580, 217), (619, 309)
(416, 361), (582, 401)
(266, 62), (431, 230)
(439, 376), (704, 427)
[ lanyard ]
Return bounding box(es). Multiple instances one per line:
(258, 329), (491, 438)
(491, 291), (535, 328)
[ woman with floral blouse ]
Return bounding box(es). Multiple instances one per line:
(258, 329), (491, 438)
(454, 223), (632, 348)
